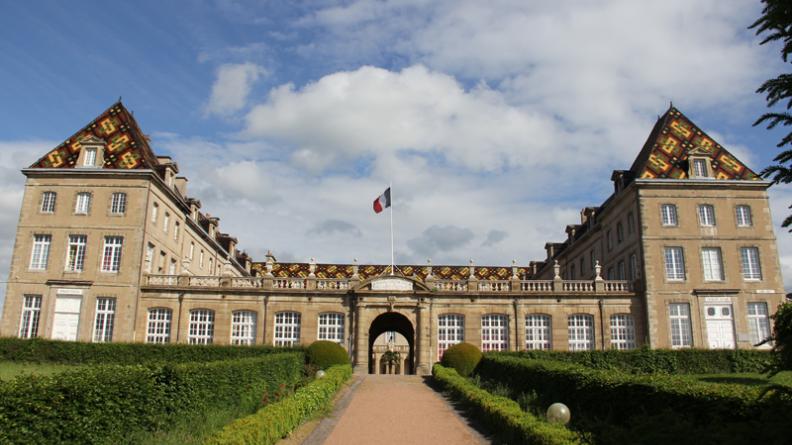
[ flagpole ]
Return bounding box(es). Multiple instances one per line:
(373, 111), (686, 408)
(389, 181), (394, 275)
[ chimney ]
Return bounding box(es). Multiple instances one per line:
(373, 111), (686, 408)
(187, 198), (201, 221)
(174, 176), (188, 196)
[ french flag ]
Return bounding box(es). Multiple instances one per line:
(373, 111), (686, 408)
(373, 187), (391, 214)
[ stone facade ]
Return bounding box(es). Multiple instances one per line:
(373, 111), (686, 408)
(0, 102), (786, 375)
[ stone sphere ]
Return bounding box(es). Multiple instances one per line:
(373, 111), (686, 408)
(546, 403), (571, 424)
(316, 370), (326, 379)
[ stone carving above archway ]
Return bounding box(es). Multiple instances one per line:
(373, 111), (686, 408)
(371, 277), (413, 291)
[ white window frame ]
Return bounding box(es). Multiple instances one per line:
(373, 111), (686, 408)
(735, 205), (752, 227)
(669, 303), (693, 348)
(701, 247), (724, 281)
(698, 204), (716, 227)
(75, 192), (91, 214)
(168, 259), (177, 275)
(145, 243), (155, 273)
(83, 147), (97, 167)
(438, 314), (464, 359)
(747, 302), (771, 346)
(40, 191), (56, 213)
(92, 297), (116, 343)
(609, 314), (636, 350)
(110, 192), (126, 215)
(101, 236), (123, 272)
(189, 242), (195, 260)
(481, 314), (508, 352)
(740, 247), (762, 281)
(568, 314), (594, 351)
(146, 308), (172, 343)
(174, 221), (180, 241)
(163, 212), (170, 233)
(231, 310), (257, 345)
(18, 295), (42, 338)
(188, 309), (215, 345)
(525, 314), (551, 350)
(661, 204), (678, 227)
(692, 158), (709, 178)
(29, 234), (51, 270)
(318, 312), (345, 343)
(151, 202), (159, 223)
(664, 246), (685, 281)
(274, 312), (301, 347)
(65, 234), (87, 272)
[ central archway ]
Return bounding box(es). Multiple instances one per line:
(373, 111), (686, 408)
(368, 311), (415, 374)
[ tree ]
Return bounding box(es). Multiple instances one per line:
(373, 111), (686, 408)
(751, 0), (792, 228)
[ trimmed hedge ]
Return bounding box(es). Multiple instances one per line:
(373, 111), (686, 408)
(0, 352), (304, 444)
(432, 364), (582, 445)
(494, 348), (771, 374)
(306, 341), (350, 370)
(476, 355), (792, 444)
(0, 337), (298, 365)
(206, 364), (353, 445)
(441, 342), (482, 377)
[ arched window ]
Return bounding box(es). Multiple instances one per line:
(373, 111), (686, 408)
(609, 314), (636, 350)
(188, 309), (215, 345)
(146, 308), (172, 344)
(318, 313), (344, 343)
(481, 314), (508, 352)
(438, 314), (464, 359)
(525, 314), (551, 350)
(231, 310), (257, 345)
(568, 314), (594, 351)
(274, 312), (301, 347)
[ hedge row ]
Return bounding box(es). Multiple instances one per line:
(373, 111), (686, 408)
(432, 364), (581, 445)
(494, 348), (771, 374)
(0, 337), (299, 365)
(0, 352), (304, 444)
(476, 355), (792, 444)
(206, 364), (353, 445)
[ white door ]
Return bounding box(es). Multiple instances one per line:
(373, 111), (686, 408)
(705, 304), (735, 349)
(52, 296), (82, 341)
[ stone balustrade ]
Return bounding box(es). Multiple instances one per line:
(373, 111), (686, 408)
(143, 274), (634, 294)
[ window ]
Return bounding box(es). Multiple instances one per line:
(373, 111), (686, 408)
(669, 303), (693, 348)
(209, 258), (213, 273)
(18, 295), (42, 338)
(274, 312), (301, 347)
(318, 312), (344, 344)
(146, 308), (172, 343)
(158, 251), (166, 273)
(101, 236), (123, 272)
(189, 242), (195, 260)
(110, 192), (126, 214)
(83, 147), (97, 167)
(569, 264), (576, 280)
(163, 212), (170, 233)
(661, 204), (678, 226)
(525, 314), (551, 350)
(568, 314), (594, 351)
(151, 202), (159, 223)
(188, 309), (215, 345)
(747, 302), (771, 346)
(579, 257), (585, 277)
(589, 249), (595, 272)
(438, 314), (464, 359)
(231, 311), (257, 345)
(93, 297), (115, 343)
(698, 204), (715, 227)
(701, 247), (724, 281)
(75, 192), (91, 214)
(629, 254), (638, 281)
(609, 314), (636, 350)
(740, 247), (762, 280)
(29, 234), (51, 270)
(616, 260), (625, 280)
(168, 259), (177, 275)
(145, 243), (154, 273)
(627, 212), (635, 235)
(607, 267), (614, 280)
(481, 314), (508, 352)
(616, 222), (624, 243)
(199, 250), (205, 268)
(607, 229), (613, 251)
(736, 205), (752, 227)
(664, 247), (685, 281)
(174, 221), (180, 241)
(65, 235), (87, 272)
(692, 158), (709, 177)
(40, 191), (56, 213)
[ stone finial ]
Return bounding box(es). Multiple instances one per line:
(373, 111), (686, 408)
(426, 258), (433, 278)
(265, 252), (274, 276)
(309, 257), (316, 277)
(594, 260), (603, 281)
(511, 259), (518, 279)
(352, 258), (359, 278)
(553, 260), (561, 279)
(469, 259), (475, 277)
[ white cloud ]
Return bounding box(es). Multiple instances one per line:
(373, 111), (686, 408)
(205, 62), (267, 116)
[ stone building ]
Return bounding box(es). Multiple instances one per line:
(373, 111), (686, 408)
(0, 102), (785, 375)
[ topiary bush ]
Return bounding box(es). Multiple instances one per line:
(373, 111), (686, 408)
(306, 341), (349, 370)
(771, 302), (792, 373)
(441, 342), (482, 377)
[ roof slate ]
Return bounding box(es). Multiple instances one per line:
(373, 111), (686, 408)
(251, 262), (531, 281)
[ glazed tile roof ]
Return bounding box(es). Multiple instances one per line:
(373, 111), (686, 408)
(251, 262), (531, 281)
(629, 107), (759, 180)
(30, 101), (158, 170)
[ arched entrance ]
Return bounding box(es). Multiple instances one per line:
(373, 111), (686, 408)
(368, 311), (414, 374)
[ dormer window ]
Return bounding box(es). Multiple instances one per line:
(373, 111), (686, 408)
(83, 147), (97, 167)
(692, 158), (708, 177)
(77, 135), (105, 168)
(688, 149), (713, 179)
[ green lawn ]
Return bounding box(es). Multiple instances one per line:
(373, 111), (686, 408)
(0, 361), (79, 380)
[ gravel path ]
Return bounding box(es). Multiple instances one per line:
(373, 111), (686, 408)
(318, 374), (489, 445)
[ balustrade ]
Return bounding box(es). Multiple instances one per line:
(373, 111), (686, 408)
(316, 279), (350, 290)
(478, 280), (511, 292)
(562, 280), (595, 292)
(519, 280), (554, 292)
(433, 279), (467, 291)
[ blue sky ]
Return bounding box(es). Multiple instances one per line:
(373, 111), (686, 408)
(1, 0), (791, 308)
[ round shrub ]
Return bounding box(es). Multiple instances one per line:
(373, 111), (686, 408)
(306, 341), (350, 369)
(441, 342), (482, 377)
